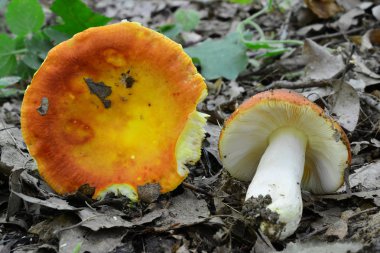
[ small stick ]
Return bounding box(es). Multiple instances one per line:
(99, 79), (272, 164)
(348, 207), (379, 220)
(359, 93), (380, 112)
(182, 182), (214, 197)
(344, 166), (352, 194)
(308, 27), (364, 41)
(300, 225), (329, 240)
(256, 79), (335, 92)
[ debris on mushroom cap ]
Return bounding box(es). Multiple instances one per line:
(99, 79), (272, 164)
(219, 89), (351, 194)
(21, 22), (208, 200)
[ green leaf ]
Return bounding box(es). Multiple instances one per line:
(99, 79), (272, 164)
(0, 34), (17, 76)
(51, 0), (112, 35)
(0, 0), (9, 10)
(158, 24), (182, 39)
(22, 53), (41, 70)
(0, 57), (17, 77)
(174, 9), (200, 32)
(229, 0), (253, 4)
(0, 34), (14, 64)
(185, 33), (248, 80)
(5, 0), (44, 36)
(43, 27), (71, 45)
(0, 76), (20, 88)
(257, 48), (290, 59)
(15, 60), (35, 79)
(72, 242), (82, 253)
(0, 87), (23, 97)
(243, 40), (279, 50)
(25, 33), (52, 60)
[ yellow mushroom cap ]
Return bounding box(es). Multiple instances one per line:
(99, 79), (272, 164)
(219, 89), (351, 194)
(21, 22), (208, 200)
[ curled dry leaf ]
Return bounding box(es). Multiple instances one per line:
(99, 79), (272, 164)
(334, 8), (364, 32)
(304, 0), (342, 19)
(301, 86), (335, 101)
(204, 123), (222, 163)
(372, 5), (380, 20)
(352, 53), (380, 79)
(11, 191), (79, 211)
(336, 0), (361, 11)
(297, 24), (324, 37)
(361, 29), (380, 51)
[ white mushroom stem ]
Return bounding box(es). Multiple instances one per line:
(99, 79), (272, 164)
(246, 127), (307, 240)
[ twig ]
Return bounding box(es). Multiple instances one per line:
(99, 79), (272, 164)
(0, 119), (27, 158)
(256, 79), (336, 92)
(344, 166), (352, 194)
(54, 214), (105, 234)
(182, 182), (214, 197)
(299, 225), (329, 240)
(359, 93), (380, 112)
(0, 126), (18, 132)
(257, 49), (355, 92)
(307, 27), (365, 41)
(256, 229), (276, 250)
(347, 207), (379, 220)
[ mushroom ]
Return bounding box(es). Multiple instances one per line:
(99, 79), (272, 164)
(21, 22), (208, 200)
(218, 89), (351, 240)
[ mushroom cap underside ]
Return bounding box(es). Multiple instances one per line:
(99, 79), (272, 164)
(219, 89), (351, 194)
(21, 22), (207, 199)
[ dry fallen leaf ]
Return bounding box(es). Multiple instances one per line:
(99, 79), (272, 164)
(297, 24), (324, 37)
(334, 8), (364, 32)
(361, 29), (380, 51)
(11, 191), (79, 211)
(224, 80), (245, 101)
(77, 209), (134, 231)
(372, 5), (380, 20)
(204, 123), (222, 163)
(335, 0), (361, 11)
(282, 241), (363, 253)
(301, 86), (335, 101)
(59, 227), (126, 253)
(153, 189), (210, 230)
(352, 53), (380, 79)
(348, 160), (380, 190)
(325, 218), (348, 239)
(304, 0), (342, 19)
(303, 39), (345, 81)
(29, 214), (78, 242)
(330, 81), (360, 132)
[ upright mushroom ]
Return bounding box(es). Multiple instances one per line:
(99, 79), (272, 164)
(21, 22), (208, 200)
(219, 89), (351, 240)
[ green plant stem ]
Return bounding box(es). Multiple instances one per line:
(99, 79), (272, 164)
(237, 0), (273, 34)
(243, 38), (304, 46)
(236, 0), (303, 59)
(0, 48), (28, 57)
(245, 20), (265, 40)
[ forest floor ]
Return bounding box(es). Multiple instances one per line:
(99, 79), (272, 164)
(0, 0), (380, 252)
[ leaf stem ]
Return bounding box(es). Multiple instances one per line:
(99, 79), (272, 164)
(0, 49), (28, 57)
(237, 0), (273, 33)
(245, 20), (265, 40)
(236, 0), (304, 56)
